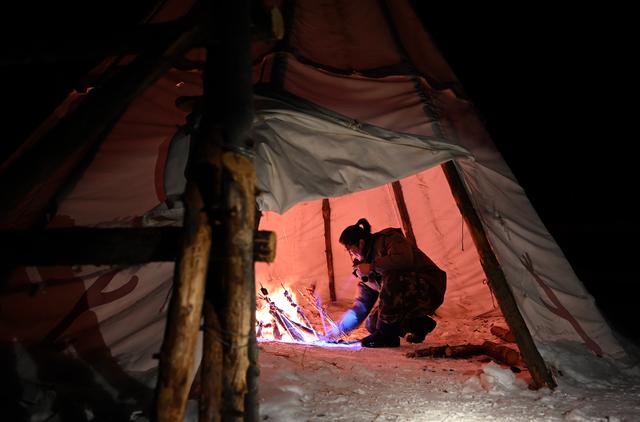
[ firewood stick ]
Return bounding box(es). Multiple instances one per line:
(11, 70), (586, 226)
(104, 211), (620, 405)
(271, 309), (304, 341)
(281, 283), (319, 338)
(407, 342), (520, 367)
(407, 344), (483, 359)
(272, 319), (282, 340)
(481, 341), (520, 366)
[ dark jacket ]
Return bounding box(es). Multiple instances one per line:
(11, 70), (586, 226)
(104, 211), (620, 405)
(339, 228), (446, 332)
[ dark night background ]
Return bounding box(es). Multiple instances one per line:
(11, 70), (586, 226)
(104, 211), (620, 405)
(416, 4), (638, 344)
(1, 4), (637, 342)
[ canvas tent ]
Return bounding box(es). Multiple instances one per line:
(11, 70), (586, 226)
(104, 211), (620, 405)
(1, 0), (637, 420)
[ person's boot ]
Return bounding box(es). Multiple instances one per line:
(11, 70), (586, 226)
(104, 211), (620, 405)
(361, 320), (400, 348)
(405, 315), (437, 344)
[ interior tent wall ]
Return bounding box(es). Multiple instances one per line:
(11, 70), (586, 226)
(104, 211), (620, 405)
(52, 69), (201, 226)
(256, 167), (494, 320)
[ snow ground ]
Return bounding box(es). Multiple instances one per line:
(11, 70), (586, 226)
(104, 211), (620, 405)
(258, 340), (640, 421)
(257, 313), (640, 422)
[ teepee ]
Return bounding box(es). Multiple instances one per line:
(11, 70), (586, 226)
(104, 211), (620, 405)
(0, 0), (634, 420)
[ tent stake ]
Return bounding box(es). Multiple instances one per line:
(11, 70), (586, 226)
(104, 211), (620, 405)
(441, 161), (557, 389)
(322, 199), (337, 302)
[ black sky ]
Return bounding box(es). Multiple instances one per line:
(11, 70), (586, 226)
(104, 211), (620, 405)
(1, 3), (637, 342)
(416, 4), (639, 342)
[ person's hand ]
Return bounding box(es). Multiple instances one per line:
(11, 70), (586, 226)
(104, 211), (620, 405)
(321, 326), (342, 341)
(355, 262), (371, 277)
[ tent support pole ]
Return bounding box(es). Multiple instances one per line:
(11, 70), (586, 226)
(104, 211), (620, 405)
(322, 199), (337, 302)
(217, 153), (256, 420)
(391, 181), (417, 245)
(441, 161), (557, 389)
(245, 205), (265, 422)
(154, 170), (215, 421)
(198, 1), (258, 420)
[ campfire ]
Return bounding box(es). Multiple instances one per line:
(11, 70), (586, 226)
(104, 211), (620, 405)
(256, 282), (343, 344)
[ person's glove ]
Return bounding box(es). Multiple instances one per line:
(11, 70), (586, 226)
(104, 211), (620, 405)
(323, 326), (342, 340)
(321, 309), (360, 340)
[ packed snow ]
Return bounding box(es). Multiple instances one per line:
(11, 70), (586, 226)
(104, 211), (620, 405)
(253, 303), (640, 422)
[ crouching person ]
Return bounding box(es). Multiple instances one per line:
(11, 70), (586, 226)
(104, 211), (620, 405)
(328, 218), (446, 348)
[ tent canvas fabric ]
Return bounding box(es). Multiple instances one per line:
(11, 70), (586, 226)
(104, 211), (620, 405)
(1, 0), (638, 417)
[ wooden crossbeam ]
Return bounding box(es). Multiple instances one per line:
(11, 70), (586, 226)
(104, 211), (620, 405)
(0, 228), (275, 267)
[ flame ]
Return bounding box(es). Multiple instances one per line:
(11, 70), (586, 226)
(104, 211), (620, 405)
(256, 286), (320, 343)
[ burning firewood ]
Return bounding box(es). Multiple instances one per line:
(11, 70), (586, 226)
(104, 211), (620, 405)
(281, 283), (319, 337)
(272, 320), (282, 340)
(296, 285), (344, 337)
(270, 308), (305, 341)
(256, 283), (322, 342)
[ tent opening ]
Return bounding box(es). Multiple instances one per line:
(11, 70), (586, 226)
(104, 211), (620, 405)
(254, 165), (526, 376)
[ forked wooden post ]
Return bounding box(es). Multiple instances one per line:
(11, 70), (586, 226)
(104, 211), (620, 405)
(441, 161), (556, 389)
(322, 199), (337, 302)
(391, 181), (417, 246)
(198, 0), (258, 420)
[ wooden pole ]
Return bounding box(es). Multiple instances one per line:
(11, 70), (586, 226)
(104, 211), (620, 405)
(154, 178), (214, 422)
(322, 199), (337, 302)
(391, 181), (417, 246)
(0, 227), (274, 268)
(200, 301), (223, 422)
(198, 0), (257, 419)
(441, 161), (556, 389)
(220, 153), (256, 420)
(245, 206), (264, 422)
